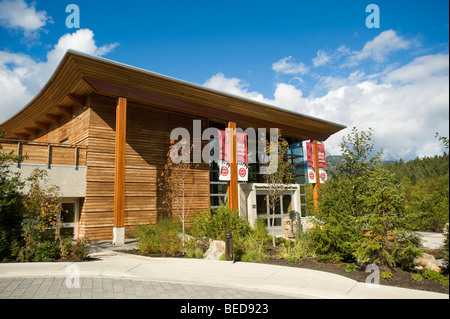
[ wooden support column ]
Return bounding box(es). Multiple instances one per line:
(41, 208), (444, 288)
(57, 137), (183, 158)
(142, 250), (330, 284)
(227, 122), (239, 210)
(113, 97), (127, 245)
(313, 140), (321, 213)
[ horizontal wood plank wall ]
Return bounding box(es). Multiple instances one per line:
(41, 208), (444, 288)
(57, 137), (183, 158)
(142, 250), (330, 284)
(1, 107), (89, 166)
(82, 94), (209, 241)
(36, 106), (90, 146)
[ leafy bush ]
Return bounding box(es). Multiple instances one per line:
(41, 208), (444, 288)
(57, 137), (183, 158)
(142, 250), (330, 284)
(423, 270), (449, 285)
(253, 218), (270, 243)
(345, 264), (360, 272)
(411, 274), (423, 282)
(183, 237), (208, 259)
(380, 272), (393, 279)
(276, 234), (316, 263)
(60, 238), (89, 261)
(444, 224), (449, 272)
(190, 205), (251, 241)
(240, 234), (268, 262)
(134, 217), (183, 256)
(33, 241), (61, 262)
(0, 134), (25, 261)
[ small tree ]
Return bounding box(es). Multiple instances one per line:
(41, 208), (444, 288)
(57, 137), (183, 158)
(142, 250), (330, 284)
(353, 166), (422, 268)
(0, 132), (25, 261)
(160, 140), (199, 248)
(13, 169), (62, 262)
(264, 131), (295, 247)
(309, 127), (421, 266)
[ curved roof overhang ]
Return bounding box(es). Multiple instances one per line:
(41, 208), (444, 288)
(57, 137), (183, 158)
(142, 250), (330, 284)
(0, 50), (346, 141)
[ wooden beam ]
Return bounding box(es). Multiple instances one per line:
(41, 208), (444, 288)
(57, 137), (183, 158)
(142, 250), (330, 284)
(14, 133), (29, 140)
(68, 94), (86, 109)
(24, 127), (40, 138)
(227, 122), (239, 211)
(46, 114), (61, 126)
(114, 97), (127, 229)
(83, 77), (330, 141)
(313, 140), (320, 213)
(34, 121), (50, 133)
(57, 105), (73, 119)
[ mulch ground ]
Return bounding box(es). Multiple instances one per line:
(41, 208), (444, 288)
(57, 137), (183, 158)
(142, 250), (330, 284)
(259, 256), (449, 295)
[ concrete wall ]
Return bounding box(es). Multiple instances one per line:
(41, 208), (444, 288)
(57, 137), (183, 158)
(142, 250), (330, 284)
(8, 163), (86, 198)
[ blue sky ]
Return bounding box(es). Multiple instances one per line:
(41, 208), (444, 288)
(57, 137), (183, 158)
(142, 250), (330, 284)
(0, 0), (449, 161)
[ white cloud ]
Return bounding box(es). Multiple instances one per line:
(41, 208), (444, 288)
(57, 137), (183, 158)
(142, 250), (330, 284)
(272, 56), (309, 75)
(0, 0), (52, 37)
(203, 72), (267, 103)
(203, 53), (449, 161)
(386, 53), (449, 83)
(350, 30), (411, 64)
(312, 50), (331, 67)
(0, 28), (119, 122)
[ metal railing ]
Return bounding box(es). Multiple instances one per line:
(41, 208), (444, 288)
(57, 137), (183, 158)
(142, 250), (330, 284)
(0, 138), (86, 170)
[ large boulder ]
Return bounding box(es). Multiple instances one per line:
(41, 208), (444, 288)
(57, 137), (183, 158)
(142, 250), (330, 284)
(204, 240), (225, 260)
(414, 253), (442, 272)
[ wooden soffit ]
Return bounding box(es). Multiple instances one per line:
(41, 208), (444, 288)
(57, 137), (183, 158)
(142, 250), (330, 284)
(0, 50), (346, 141)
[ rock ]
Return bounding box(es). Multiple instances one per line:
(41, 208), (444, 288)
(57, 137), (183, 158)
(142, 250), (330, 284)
(196, 237), (212, 252)
(203, 240), (225, 260)
(414, 253), (442, 272)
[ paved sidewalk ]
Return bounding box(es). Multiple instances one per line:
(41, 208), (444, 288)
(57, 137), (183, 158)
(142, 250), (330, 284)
(0, 242), (448, 299)
(0, 276), (295, 299)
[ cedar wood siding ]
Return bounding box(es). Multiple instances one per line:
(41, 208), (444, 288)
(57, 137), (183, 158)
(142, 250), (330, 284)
(82, 94), (210, 240)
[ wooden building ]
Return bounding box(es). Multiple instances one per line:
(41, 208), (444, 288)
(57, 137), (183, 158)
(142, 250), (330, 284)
(0, 50), (345, 243)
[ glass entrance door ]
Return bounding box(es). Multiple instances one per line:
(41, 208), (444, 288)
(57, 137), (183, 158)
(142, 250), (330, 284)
(60, 200), (79, 239)
(256, 193), (293, 236)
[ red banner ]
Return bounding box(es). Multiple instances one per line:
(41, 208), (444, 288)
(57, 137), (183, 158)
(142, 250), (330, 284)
(218, 130), (248, 182)
(306, 142), (327, 184)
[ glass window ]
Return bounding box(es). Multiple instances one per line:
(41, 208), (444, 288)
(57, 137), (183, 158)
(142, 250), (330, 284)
(282, 195), (292, 214)
(61, 203), (75, 223)
(256, 195), (268, 216)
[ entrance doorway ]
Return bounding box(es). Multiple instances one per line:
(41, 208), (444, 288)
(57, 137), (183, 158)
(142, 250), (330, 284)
(256, 193), (293, 236)
(60, 199), (79, 239)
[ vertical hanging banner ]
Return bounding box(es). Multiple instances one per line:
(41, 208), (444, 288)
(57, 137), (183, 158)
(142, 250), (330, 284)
(317, 143), (327, 183)
(218, 130), (230, 181)
(236, 133), (248, 182)
(218, 130), (248, 181)
(306, 142), (316, 184)
(306, 142), (327, 183)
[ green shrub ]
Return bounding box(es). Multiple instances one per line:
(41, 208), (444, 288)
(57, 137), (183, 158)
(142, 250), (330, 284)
(68, 238), (89, 261)
(184, 248), (204, 259)
(191, 205), (251, 241)
(183, 237), (206, 259)
(240, 234), (268, 262)
(411, 274), (423, 282)
(444, 224), (449, 271)
(423, 270), (449, 285)
(134, 217), (183, 256)
(34, 241), (60, 262)
(380, 272), (393, 279)
(253, 218), (270, 243)
(241, 250), (267, 262)
(345, 264), (360, 272)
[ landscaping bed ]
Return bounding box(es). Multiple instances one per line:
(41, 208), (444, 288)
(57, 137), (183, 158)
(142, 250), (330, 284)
(260, 256), (449, 295)
(118, 245), (449, 295)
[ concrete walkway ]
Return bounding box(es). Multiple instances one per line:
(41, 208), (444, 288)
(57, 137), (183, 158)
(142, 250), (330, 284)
(0, 241), (448, 299)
